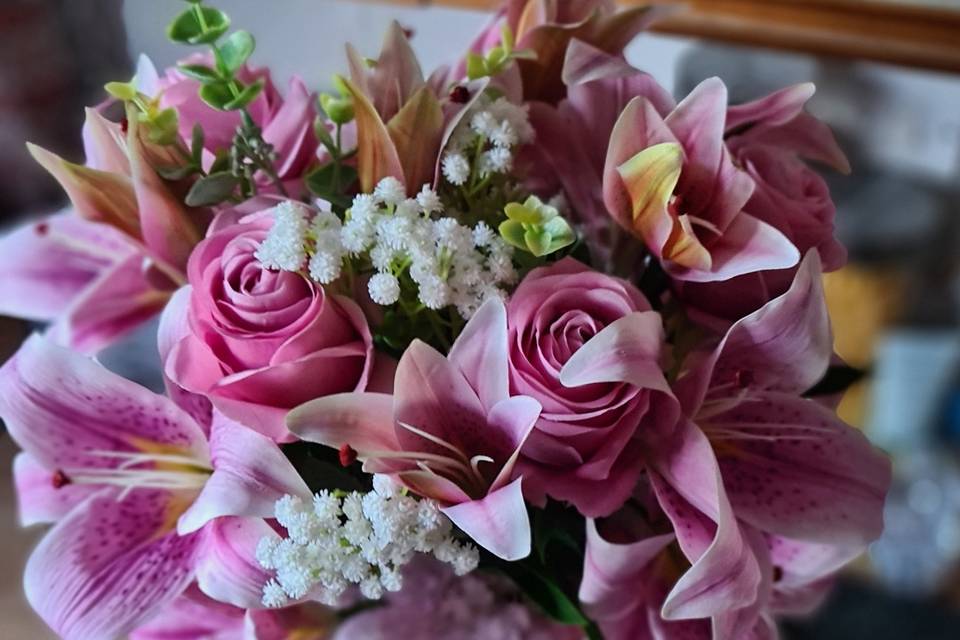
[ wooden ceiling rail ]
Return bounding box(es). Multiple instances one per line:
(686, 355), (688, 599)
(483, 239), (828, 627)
(388, 0), (960, 73)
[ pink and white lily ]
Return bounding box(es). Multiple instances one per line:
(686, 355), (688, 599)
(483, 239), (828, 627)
(287, 298), (541, 561)
(603, 78), (800, 282)
(1, 104), (202, 353)
(0, 335), (310, 640)
(673, 251), (891, 548)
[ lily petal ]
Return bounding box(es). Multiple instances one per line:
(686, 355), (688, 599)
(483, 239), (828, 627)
(178, 412), (310, 534)
(343, 76), (404, 193)
(448, 297), (510, 410)
(0, 212), (132, 322)
(387, 85), (444, 196)
(13, 452), (97, 527)
(0, 334), (209, 471)
(441, 476), (531, 561)
(25, 489), (201, 640)
(726, 83), (816, 134)
(560, 310), (669, 393)
(195, 517), (278, 609)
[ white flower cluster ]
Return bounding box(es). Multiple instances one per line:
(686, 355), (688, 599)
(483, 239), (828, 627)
(254, 178), (517, 318)
(442, 95), (535, 186)
(256, 475), (479, 608)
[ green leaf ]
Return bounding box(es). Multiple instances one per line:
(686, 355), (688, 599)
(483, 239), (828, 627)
(466, 53), (488, 80)
(498, 563), (589, 627)
(156, 164), (197, 181)
(190, 123), (205, 165)
(498, 219), (527, 251)
(185, 171), (239, 206)
(224, 78), (265, 110)
(104, 81), (137, 101)
(209, 150), (231, 174)
(305, 162), (356, 209)
(524, 227), (552, 257)
(313, 117), (337, 154)
(198, 80), (235, 110)
(145, 108), (180, 145)
(218, 30), (255, 75)
(167, 6), (231, 45)
(177, 63), (221, 82)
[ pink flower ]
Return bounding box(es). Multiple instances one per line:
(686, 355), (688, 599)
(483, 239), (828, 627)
(1, 106), (202, 353)
(143, 55), (318, 189)
(528, 40), (674, 269)
(0, 335), (310, 640)
(288, 299), (541, 560)
(131, 585), (336, 640)
(603, 78), (800, 282)
(162, 208), (375, 442)
(673, 251), (891, 548)
(676, 84), (851, 325)
(504, 258), (675, 517)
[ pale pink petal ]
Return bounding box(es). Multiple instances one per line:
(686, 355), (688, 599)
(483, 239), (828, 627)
(710, 391), (890, 546)
(441, 477), (531, 561)
(487, 395), (542, 490)
(665, 78), (728, 211)
(24, 489), (202, 640)
(652, 421), (761, 620)
(49, 252), (173, 354)
(178, 412), (310, 534)
(0, 334), (209, 472)
(726, 84), (816, 133)
(666, 213), (799, 283)
(397, 470), (473, 504)
(0, 212), (133, 321)
(286, 392), (400, 472)
(448, 297), (510, 410)
(157, 286), (213, 428)
(262, 77), (315, 179)
(12, 452), (97, 527)
(131, 585), (245, 640)
(195, 517), (277, 609)
(744, 112), (850, 174)
(559, 311), (670, 393)
(393, 340), (488, 458)
(81, 108), (130, 175)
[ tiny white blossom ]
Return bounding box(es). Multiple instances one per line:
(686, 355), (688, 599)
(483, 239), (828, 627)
(470, 110), (497, 138)
(254, 201), (309, 271)
(472, 221), (495, 248)
(351, 193), (378, 220)
(368, 272), (401, 305)
(416, 185), (443, 214)
(442, 152), (470, 186)
(481, 146), (513, 174)
(373, 176), (406, 206)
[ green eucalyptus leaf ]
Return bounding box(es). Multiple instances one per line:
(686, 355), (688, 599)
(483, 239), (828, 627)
(167, 6), (231, 45)
(209, 150), (231, 174)
(218, 30), (255, 75)
(177, 63), (220, 82)
(224, 78), (265, 110)
(306, 163), (356, 209)
(156, 164), (197, 181)
(190, 123), (205, 164)
(185, 171), (239, 206)
(198, 80), (235, 110)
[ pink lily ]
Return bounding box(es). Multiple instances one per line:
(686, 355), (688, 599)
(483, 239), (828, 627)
(527, 39), (674, 269)
(603, 78), (800, 282)
(0, 335), (310, 640)
(456, 0), (665, 102)
(673, 251), (891, 548)
(131, 585), (336, 640)
(287, 298), (541, 561)
(675, 84), (851, 325)
(2, 104), (203, 353)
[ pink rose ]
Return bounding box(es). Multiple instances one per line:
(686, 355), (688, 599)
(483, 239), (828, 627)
(152, 55), (317, 187)
(506, 258), (673, 517)
(162, 207), (374, 441)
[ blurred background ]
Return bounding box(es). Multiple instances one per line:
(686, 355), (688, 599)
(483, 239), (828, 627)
(0, 0), (958, 638)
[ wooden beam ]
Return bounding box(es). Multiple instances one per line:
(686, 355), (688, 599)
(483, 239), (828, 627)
(390, 0), (960, 73)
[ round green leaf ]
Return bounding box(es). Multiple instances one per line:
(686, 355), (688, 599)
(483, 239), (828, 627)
(198, 81), (235, 111)
(167, 6), (230, 45)
(224, 78), (265, 111)
(177, 63), (221, 82)
(218, 30), (255, 75)
(185, 171), (239, 206)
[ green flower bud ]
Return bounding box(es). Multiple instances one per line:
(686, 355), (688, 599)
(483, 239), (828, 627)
(320, 93), (355, 125)
(499, 196), (576, 257)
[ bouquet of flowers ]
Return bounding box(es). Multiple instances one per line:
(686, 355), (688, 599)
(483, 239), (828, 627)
(0, 1), (892, 638)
